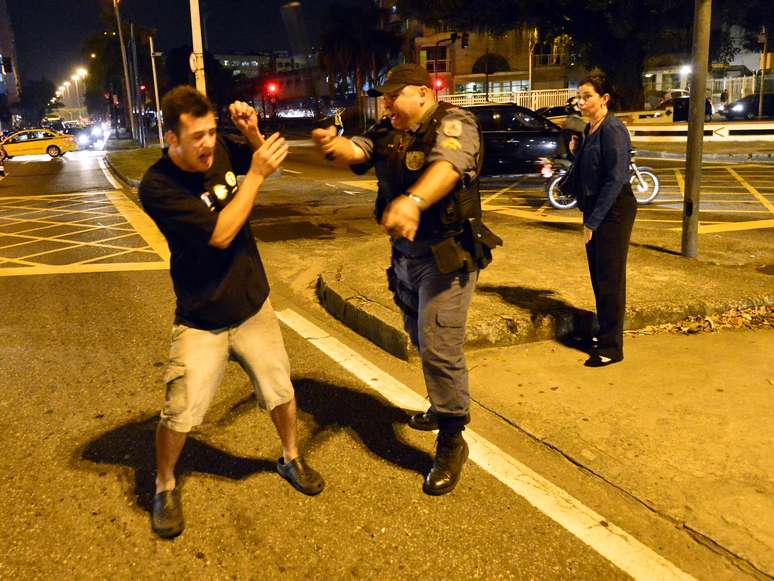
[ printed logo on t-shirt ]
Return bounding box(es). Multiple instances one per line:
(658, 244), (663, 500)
(213, 184), (229, 200)
(225, 171), (237, 187)
(200, 191), (216, 211)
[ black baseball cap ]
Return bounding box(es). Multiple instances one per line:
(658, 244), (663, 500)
(368, 64), (433, 97)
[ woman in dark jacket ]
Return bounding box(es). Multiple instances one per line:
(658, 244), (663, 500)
(572, 74), (637, 367)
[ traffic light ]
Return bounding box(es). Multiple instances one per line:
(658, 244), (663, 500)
(461, 32), (469, 49)
(266, 82), (279, 95)
(139, 84), (147, 92)
(434, 77), (446, 91)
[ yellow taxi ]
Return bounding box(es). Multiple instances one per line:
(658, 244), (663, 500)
(0, 128), (77, 159)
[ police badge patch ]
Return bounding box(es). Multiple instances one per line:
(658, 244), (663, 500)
(405, 151), (425, 171)
(442, 119), (463, 137)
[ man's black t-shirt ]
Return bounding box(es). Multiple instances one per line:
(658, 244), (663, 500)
(139, 136), (269, 330)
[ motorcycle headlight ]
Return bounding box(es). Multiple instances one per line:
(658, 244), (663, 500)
(731, 104), (744, 112)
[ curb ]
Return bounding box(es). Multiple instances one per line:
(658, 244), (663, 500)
(317, 272), (774, 359)
(103, 154), (140, 189)
(636, 149), (774, 162)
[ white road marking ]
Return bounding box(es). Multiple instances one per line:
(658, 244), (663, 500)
(282, 168), (302, 175)
(342, 191), (359, 196)
(276, 308), (697, 581)
(98, 157), (124, 190)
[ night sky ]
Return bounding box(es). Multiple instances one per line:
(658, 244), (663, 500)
(6, 0), (329, 86)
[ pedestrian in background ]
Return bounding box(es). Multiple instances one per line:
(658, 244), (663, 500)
(311, 64), (501, 495)
(139, 86), (324, 539)
(572, 74), (637, 367)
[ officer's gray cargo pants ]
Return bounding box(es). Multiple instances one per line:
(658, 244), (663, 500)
(390, 251), (477, 417)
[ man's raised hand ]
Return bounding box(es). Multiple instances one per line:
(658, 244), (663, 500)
(229, 101), (262, 144)
(249, 133), (288, 179)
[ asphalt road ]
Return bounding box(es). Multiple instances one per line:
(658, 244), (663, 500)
(0, 151), (626, 579)
(282, 143), (774, 236)
(0, 150), (768, 579)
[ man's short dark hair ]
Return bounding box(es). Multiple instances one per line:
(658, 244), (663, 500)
(161, 85), (215, 135)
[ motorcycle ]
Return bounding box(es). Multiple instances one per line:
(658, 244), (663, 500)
(542, 150), (660, 210)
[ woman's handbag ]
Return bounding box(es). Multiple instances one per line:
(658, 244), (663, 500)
(557, 162), (578, 197)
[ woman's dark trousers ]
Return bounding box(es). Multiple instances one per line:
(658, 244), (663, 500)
(585, 190), (637, 358)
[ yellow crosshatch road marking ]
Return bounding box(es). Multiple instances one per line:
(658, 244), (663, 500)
(0, 190), (169, 277)
(726, 167), (774, 215)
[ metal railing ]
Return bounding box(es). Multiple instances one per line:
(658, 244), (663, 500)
(441, 88), (572, 110)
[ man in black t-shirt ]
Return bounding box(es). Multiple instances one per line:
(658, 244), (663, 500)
(139, 86), (324, 539)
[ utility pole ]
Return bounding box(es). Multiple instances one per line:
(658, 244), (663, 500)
(759, 26), (768, 120)
(681, 0), (712, 258)
(130, 22), (145, 147)
(113, 0), (136, 139)
(149, 36), (164, 147)
(189, 0), (207, 95)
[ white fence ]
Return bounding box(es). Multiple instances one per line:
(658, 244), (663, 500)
(441, 88), (572, 110)
(709, 76), (758, 105)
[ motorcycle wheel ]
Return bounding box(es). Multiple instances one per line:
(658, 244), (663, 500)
(546, 176), (578, 210)
(631, 168), (660, 204)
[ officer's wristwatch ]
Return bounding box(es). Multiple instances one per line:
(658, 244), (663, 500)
(406, 193), (427, 211)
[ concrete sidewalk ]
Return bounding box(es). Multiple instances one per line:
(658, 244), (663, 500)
(317, 211), (774, 359)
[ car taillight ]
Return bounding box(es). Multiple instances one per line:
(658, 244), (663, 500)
(65, 136), (75, 142)
(540, 161), (553, 178)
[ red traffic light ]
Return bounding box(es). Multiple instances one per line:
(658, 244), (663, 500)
(434, 77), (446, 90)
(139, 84), (147, 92)
(266, 82), (279, 95)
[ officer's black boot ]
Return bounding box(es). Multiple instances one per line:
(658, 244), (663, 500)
(423, 415), (468, 496)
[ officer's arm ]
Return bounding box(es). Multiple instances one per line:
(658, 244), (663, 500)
(404, 161), (459, 210)
(311, 127), (367, 168)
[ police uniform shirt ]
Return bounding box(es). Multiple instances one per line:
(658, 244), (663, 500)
(350, 104), (480, 249)
(139, 136), (270, 330)
(351, 104), (479, 186)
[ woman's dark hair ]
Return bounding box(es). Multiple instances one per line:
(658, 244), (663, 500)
(161, 85), (215, 135)
(578, 73), (616, 108)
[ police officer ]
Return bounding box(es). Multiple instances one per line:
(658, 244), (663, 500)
(312, 64), (501, 495)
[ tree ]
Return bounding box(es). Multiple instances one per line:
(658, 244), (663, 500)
(398, 0), (764, 110)
(318, 1), (401, 129)
(18, 79), (56, 126)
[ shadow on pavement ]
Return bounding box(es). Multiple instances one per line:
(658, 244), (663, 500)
(293, 378), (432, 476)
(477, 285), (597, 353)
(630, 241), (682, 256)
(79, 378), (430, 513)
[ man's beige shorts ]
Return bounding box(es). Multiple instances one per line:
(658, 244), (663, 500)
(160, 298), (294, 433)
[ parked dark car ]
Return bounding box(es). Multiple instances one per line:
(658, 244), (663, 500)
(660, 96), (713, 122)
(463, 104), (561, 176)
(719, 94), (774, 120)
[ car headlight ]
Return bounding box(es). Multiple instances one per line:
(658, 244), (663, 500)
(731, 104), (744, 112)
(78, 135), (90, 145)
(91, 127), (102, 136)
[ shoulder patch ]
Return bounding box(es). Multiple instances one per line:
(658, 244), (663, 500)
(440, 137), (462, 151)
(442, 119), (463, 137)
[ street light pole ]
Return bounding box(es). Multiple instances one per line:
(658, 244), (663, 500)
(113, 0), (136, 139)
(189, 0), (207, 95)
(71, 75), (81, 122)
(149, 35), (164, 147)
(759, 26), (768, 120)
(681, 0), (712, 258)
